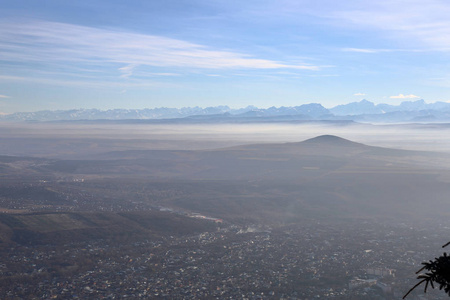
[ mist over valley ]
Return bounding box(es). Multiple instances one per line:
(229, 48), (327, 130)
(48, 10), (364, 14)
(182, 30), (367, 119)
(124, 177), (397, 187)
(1, 122), (450, 299)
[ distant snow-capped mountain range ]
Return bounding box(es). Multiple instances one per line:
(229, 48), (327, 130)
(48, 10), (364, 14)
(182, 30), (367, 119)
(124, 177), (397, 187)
(2, 99), (450, 123)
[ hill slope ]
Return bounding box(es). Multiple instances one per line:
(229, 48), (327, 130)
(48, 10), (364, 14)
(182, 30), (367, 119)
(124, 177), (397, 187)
(0, 211), (217, 246)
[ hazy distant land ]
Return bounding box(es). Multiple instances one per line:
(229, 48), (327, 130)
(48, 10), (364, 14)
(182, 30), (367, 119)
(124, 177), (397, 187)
(1, 122), (450, 299)
(1, 122), (450, 223)
(2, 121), (450, 159)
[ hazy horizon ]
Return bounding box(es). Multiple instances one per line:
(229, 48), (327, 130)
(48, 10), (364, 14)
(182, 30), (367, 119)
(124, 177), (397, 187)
(2, 122), (450, 156)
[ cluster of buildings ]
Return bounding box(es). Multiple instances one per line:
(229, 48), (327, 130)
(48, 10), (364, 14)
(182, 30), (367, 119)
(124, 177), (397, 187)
(1, 220), (448, 299)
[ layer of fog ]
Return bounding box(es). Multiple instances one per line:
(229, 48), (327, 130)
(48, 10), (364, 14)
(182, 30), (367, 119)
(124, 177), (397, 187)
(1, 122), (450, 158)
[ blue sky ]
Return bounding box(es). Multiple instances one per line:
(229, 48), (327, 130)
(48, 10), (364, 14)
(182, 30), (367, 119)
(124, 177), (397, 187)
(1, 0), (450, 113)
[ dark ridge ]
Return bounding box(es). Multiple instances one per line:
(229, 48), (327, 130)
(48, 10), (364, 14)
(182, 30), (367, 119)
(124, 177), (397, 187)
(0, 211), (218, 246)
(301, 135), (365, 147)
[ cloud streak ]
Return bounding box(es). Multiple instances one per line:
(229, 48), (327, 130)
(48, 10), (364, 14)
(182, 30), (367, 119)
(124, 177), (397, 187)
(343, 48), (389, 53)
(390, 94), (420, 99)
(0, 75), (173, 89)
(341, 48), (424, 53)
(331, 0), (450, 50)
(118, 64), (138, 79)
(0, 21), (319, 74)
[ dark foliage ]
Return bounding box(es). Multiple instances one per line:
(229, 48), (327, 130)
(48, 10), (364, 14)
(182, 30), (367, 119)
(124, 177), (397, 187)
(403, 242), (450, 298)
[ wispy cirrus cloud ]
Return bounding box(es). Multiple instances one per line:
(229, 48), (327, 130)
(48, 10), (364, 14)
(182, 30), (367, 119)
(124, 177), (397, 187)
(118, 64), (138, 79)
(343, 48), (389, 53)
(0, 74), (173, 89)
(0, 94), (10, 99)
(0, 20), (320, 78)
(151, 73), (181, 77)
(331, 0), (450, 50)
(341, 48), (424, 53)
(342, 47), (426, 53)
(353, 93), (366, 96)
(390, 94), (420, 99)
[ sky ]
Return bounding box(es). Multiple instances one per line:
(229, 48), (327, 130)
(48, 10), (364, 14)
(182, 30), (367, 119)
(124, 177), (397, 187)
(1, 0), (450, 113)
